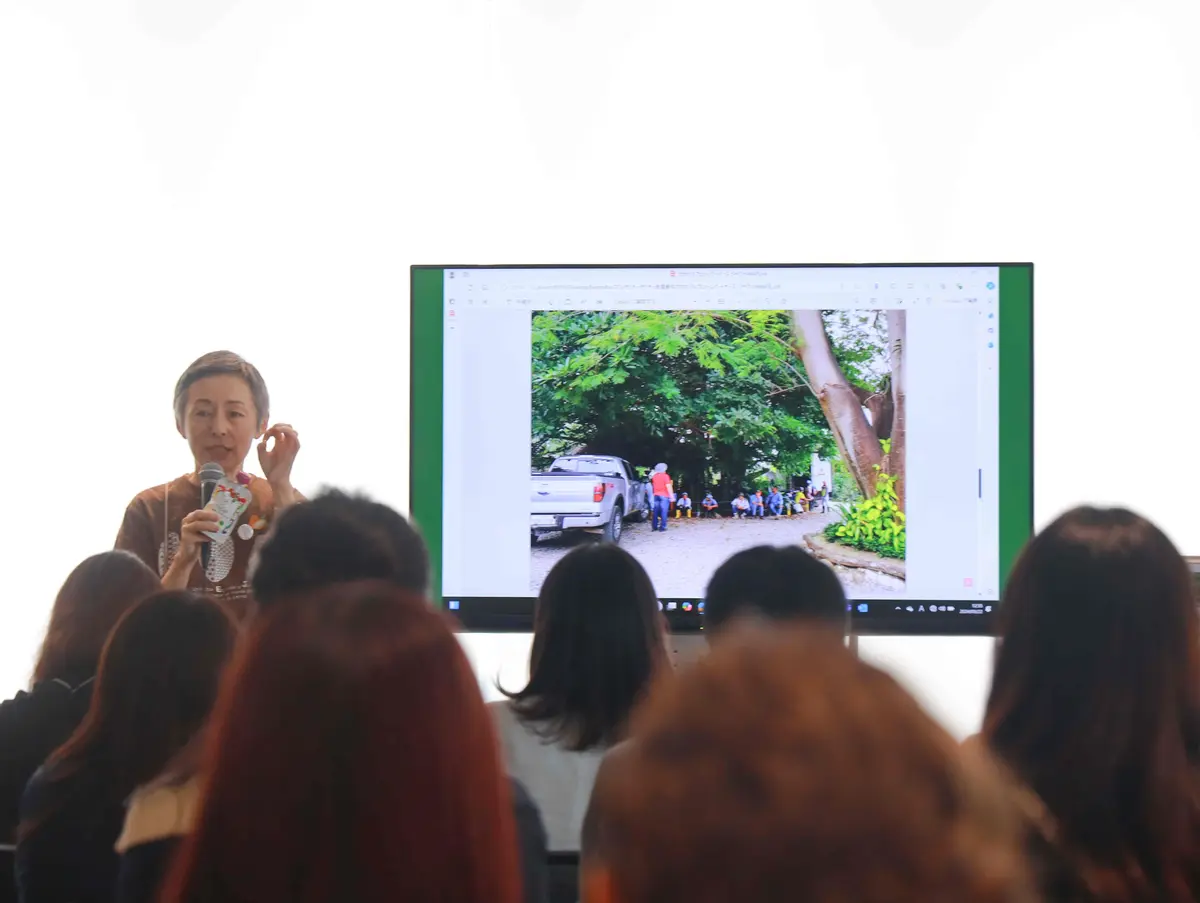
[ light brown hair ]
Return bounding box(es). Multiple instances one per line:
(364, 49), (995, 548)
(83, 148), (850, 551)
(173, 351), (270, 427)
(583, 626), (1035, 903)
(33, 550), (162, 686)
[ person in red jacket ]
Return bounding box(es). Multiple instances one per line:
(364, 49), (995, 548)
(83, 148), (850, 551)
(649, 464), (675, 533)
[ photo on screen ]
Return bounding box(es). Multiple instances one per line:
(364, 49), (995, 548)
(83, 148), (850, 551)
(529, 308), (906, 601)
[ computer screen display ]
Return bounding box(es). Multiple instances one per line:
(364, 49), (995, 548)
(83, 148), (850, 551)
(411, 264), (1032, 634)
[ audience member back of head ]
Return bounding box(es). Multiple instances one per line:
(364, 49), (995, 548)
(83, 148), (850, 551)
(158, 582), (525, 903)
(703, 545), (847, 635)
(983, 506), (1200, 903)
(495, 542), (666, 858)
(0, 552), (160, 903)
(581, 625), (1036, 903)
(249, 488), (429, 608)
(0, 551), (160, 848)
(15, 591), (235, 903)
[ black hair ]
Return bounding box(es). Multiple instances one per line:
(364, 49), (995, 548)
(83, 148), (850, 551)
(250, 489), (430, 608)
(704, 545), (847, 633)
(502, 543), (666, 752)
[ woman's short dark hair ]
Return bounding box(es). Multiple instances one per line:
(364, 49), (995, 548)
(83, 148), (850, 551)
(250, 490), (429, 607)
(984, 506), (1200, 903)
(583, 627), (1036, 903)
(33, 551), (162, 686)
(23, 592), (237, 838)
(503, 543), (666, 752)
(704, 545), (847, 633)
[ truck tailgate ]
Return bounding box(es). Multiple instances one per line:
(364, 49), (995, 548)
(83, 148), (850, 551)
(531, 474), (603, 511)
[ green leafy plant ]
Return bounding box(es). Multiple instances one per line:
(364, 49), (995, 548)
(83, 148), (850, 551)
(824, 462), (906, 560)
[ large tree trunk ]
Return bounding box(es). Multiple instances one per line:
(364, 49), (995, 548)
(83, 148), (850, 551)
(790, 310), (883, 498)
(854, 381), (894, 442)
(886, 310), (906, 512)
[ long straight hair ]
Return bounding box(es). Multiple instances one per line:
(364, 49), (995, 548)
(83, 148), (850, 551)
(160, 582), (523, 903)
(503, 543), (667, 751)
(984, 506), (1200, 902)
(21, 591), (236, 839)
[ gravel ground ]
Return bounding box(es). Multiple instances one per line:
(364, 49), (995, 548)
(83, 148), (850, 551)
(530, 510), (906, 598)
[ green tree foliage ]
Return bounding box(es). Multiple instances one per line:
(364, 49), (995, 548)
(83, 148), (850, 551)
(531, 310), (889, 494)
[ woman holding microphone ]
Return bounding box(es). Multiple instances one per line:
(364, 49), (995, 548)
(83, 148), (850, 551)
(114, 352), (301, 617)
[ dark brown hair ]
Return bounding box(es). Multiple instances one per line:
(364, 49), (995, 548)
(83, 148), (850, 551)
(173, 351), (270, 426)
(22, 591), (237, 839)
(502, 543), (667, 751)
(161, 582), (522, 903)
(32, 550), (162, 687)
(583, 627), (1035, 903)
(984, 506), (1200, 903)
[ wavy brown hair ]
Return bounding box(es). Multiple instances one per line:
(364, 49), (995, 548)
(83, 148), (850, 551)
(984, 506), (1200, 903)
(32, 550), (162, 686)
(582, 626), (1036, 903)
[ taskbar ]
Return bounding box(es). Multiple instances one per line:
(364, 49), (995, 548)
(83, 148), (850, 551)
(441, 596), (999, 636)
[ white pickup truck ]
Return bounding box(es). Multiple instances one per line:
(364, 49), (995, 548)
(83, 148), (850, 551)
(530, 455), (651, 545)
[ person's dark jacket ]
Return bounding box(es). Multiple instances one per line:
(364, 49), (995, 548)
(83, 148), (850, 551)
(0, 679), (92, 903)
(0, 679), (93, 843)
(15, 759), (126, 903)
(114, 776), (550, 903)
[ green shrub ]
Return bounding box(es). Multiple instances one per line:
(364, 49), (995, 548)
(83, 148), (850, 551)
(824, 468), (905, 560)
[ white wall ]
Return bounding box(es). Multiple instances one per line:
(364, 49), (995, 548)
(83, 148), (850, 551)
(3, 0), (1198, 739)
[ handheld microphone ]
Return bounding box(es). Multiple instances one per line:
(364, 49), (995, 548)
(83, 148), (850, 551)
(198, 462), (224, 574)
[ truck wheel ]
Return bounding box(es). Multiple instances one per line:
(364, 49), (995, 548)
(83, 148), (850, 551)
(633, 502), (649, 522)
(603, 503), (624, 543)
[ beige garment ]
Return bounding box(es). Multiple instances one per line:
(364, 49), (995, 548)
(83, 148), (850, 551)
(115, 777), (201, 853)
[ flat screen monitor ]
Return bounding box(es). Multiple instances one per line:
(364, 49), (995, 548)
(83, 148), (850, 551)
(411, 264), (1033, 635)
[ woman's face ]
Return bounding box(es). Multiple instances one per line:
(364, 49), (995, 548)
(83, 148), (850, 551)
(178, 375), (265, 475)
